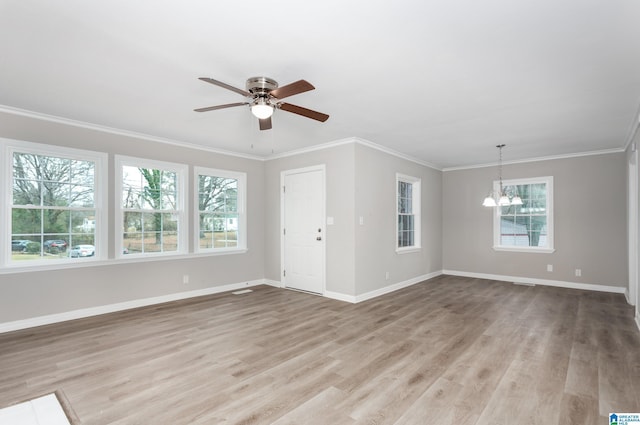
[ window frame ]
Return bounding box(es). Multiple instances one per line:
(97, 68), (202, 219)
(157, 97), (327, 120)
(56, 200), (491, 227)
(1, 138), (108, 269)
(194, 166), (247, 255)
(115, 155), (188, 259)
(396, 173), (421, 254)
(493, 176), (554, 253)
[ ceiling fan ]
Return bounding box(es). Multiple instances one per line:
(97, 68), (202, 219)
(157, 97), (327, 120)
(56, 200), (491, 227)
(194, 76), (330, 131)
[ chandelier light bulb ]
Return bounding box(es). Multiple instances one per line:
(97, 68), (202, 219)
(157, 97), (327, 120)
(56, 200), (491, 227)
(483, 196), (497, 207)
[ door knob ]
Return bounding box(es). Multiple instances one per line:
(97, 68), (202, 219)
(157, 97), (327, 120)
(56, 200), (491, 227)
(316, 236), (322, 241)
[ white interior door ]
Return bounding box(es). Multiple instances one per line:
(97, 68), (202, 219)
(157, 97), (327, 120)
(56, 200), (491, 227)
(282, 166), (325, 294)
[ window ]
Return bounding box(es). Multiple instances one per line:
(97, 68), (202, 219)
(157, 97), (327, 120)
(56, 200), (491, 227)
(195, 167), (246, 253)
(396, 173), (421, 252)
(494, 176), (554, 253)
(116, 156), (187, 257)
(3, 140), (106, 266)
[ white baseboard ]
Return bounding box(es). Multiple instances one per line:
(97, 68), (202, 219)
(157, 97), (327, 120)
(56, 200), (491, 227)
(354, 271), (443, 303)
(267, 281), (354, 301)
(442, 270), (626, 294)
(263, 279), (283, 288)
(3, 271), (629, 334)
(0, 279), (266, 334)
(324, 270), (443, 304)
(324, 290), (357, 303)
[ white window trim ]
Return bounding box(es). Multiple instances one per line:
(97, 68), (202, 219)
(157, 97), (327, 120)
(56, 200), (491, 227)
(115, 155), (188, 259)
(493, 175), (555, 254)
(193, 166), (247, 254)
(1, 138), (108, 270)
(396, 173), (421, 254)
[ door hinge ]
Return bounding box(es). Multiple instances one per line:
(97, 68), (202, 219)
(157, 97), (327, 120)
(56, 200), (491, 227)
(283, 228), (286, 236)
(283, 269), (286, 277)
(283, 185), (286, 193)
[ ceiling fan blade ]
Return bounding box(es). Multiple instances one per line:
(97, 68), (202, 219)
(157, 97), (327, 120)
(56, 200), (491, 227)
(198, 77), (250, 97)
(270, 80), (315, 100)
(279, 103), (329, 122)
(259, 117), (272, 131)
(194, 102), (249, 112)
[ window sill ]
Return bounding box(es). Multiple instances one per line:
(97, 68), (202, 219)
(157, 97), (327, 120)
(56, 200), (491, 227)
(116, 249), (248, 262)
(493, 246), (555, 254)
(192, 248), (248, 257)
(1, 257), (105, 274)
(396, 247), (422, 255)
(0, 249), (249, 274)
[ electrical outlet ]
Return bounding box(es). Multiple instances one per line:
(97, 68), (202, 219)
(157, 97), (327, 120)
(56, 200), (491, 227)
(547, 264), (553, 272)
(575, 269), (582, 277)
(183, 274), (189, 284)
(385, 271), (389, 280)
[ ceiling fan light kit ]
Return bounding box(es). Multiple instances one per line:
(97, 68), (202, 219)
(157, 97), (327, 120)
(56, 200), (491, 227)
(250, 100), (274, 119)
(195, 75), (329, 130)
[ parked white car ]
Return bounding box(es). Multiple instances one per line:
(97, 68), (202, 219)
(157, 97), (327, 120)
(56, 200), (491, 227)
(69, 244), (95, 257)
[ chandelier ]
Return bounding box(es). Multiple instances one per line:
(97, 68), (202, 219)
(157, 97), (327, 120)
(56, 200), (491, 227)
(482, 144), (522, 207)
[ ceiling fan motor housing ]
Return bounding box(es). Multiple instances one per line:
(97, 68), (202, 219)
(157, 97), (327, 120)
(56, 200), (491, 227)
(246, 77), (278, 95)
(246, 76), (278, 108)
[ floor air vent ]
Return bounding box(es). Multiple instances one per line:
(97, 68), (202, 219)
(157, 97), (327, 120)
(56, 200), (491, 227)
(232, 289), (253, 295)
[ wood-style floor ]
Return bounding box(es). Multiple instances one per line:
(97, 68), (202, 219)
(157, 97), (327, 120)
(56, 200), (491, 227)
(0, 275), (638, 424)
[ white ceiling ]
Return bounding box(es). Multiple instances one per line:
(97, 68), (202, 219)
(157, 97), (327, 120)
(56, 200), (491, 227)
(1, 0), (640, 168)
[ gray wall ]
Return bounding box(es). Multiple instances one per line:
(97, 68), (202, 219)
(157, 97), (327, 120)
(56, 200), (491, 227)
(353, 143), (442, 294)
(443, 152), (628, 288)
(0, 109), (632, 325)
(0, 111), (266, 322)
(264, 142), (442, 298)
(626, 129), (640, 321)
(264, 143), (357, 296)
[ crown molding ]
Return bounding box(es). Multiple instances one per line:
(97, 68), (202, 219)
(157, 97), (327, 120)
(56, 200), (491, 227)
(265, 137), (356, 160)
(265, 136), (441, 170)
(624, 104), (640, 152)
(0, 104), (264, 161)
(2, 104), (631, 171)
(442, 147), (626, 172)
(0, 105), (439, 168)
(351, 137), (441, 170)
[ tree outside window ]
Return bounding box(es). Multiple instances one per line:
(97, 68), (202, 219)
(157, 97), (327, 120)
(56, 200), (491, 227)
(195, 167), (246, 252)
(121, 165), (179, 254)
(116, 156), (186, 257)
(494, 176), (554, 253)
(11, 151), (98, 261)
